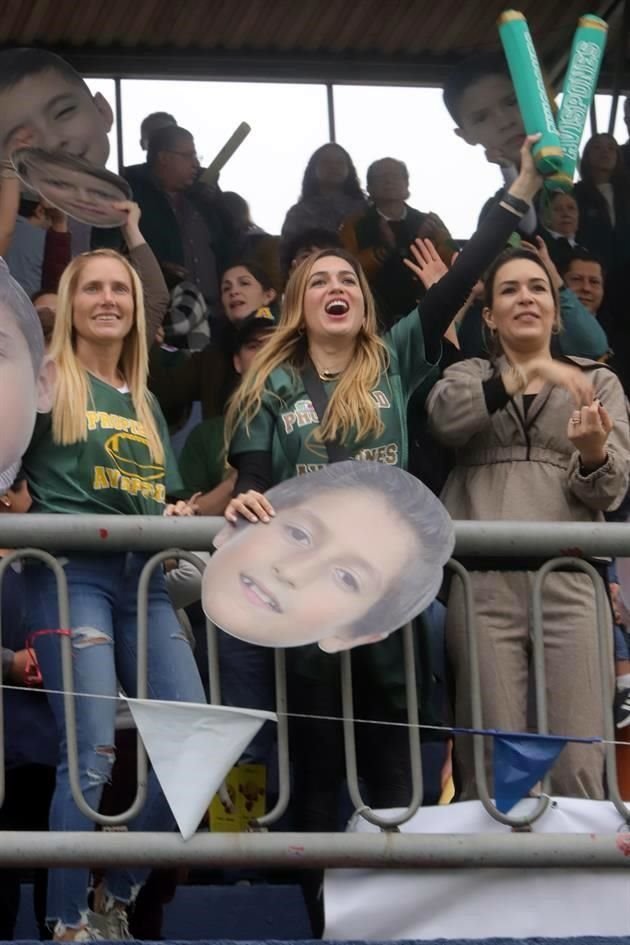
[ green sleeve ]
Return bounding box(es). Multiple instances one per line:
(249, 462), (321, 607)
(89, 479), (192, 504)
(385, 309), (440, 400)
(557, 287), (609, 360)
(229, 397), (276, 459)
(179, 419), (226, 494)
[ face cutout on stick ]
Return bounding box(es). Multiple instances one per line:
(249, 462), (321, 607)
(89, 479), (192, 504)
(202, 461), (454, 652)
(12, 148), (131, 227)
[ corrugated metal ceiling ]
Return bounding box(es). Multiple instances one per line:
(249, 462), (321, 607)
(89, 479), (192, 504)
(0, 0), (625, 86)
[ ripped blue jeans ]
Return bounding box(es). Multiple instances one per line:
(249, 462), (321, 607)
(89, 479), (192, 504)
(25, 552), (206, 930)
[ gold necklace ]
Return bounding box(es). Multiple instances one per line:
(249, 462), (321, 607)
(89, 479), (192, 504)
(317, 368), (341, 382)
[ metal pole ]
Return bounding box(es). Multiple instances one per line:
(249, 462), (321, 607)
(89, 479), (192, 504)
(448, 559), (549, 828)
(590, 98), (599, 137)
(115, 77), (124, 174)
(254, 649), (291, 826)
(1, 830), (630, 869)
(2, 516), (630, 557)
(341, 624), (424, 829)
(609, 0), (630, 133)
(327, 84), (336, 142)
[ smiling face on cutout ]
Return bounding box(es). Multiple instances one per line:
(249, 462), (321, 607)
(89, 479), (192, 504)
(302, 254), (365, 344)
(454, 73), (524, 166)
(0, 63), (112, 167)
(202, 486), (418, 651)
(15, 149), (129, 227)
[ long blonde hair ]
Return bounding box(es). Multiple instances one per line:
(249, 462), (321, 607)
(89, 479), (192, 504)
(49, 249), (164, 463)
(224, 249), (389, 449)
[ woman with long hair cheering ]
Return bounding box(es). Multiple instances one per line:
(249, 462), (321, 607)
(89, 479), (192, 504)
(22, 248), (204, 942)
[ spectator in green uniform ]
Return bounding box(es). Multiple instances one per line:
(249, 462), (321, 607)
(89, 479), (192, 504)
(216, 138), (543, 935)
(21, 247), (205, 941)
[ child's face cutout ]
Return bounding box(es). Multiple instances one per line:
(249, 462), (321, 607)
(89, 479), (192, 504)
(203, 487), (418, 651)
(455, 74), (525, 166)
(0, 69), (112, 167)
(0, 305), (52, 476)
(16, 150), (129, 227)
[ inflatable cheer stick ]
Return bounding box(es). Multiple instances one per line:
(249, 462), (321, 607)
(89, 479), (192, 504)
(546, 14), (608, 192)
(199, 122), (251, 187)
(498, 10), (564, 176)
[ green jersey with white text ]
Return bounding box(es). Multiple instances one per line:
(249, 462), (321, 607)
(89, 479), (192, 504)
(230, 307), (438, 476)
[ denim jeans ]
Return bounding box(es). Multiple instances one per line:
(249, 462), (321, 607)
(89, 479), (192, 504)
(25, 552), (206, 930)
(614, 623), (630, 662)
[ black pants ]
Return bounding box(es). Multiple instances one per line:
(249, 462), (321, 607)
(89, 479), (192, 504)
(288, 653), (413, 833)
(288, 652), (413, 937)
(0, 763), (56, 940)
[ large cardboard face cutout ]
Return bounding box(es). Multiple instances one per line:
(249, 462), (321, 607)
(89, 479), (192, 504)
(202, 462), (455, 653)
(0, 47), (128, 225)
(13, 149), (131, 227)
(0, 259), (54, 491)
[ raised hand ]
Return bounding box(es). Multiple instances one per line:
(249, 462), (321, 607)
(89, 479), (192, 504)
(567, 400), (612, 469)
(520, 236), (562, 290)
(531, 358), (595, 407)
(509, 133), (543, 203)
(404, 238), (449, 290)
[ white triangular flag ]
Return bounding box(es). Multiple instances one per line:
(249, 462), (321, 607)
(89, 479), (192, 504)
(127, 699), (276, 840)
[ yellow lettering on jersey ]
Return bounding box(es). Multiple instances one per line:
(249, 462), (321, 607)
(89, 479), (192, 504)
(105, 467), (121, 488)
(85, 411), (148, 436)
(91, 465), (166, 504)
(93, 466), (109, 489)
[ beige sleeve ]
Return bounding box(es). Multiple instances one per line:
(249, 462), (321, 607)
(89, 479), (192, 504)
(426, 359), (494, 447)
(567, 369), (630, 512)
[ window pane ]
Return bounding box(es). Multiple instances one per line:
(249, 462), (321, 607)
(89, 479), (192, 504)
(583, 93), (627, 146)
(333, 85), (499, 240)
(334, 86), (630, 241)
(119, 80), (329, 234)
(84, 78), (119, 175)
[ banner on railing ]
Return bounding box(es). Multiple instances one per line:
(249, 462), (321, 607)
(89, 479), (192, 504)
(324, 798), (630, 939)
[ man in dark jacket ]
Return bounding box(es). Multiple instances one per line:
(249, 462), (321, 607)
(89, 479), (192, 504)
(128, 125), (235, 317)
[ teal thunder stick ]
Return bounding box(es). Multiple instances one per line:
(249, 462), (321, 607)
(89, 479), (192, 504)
(498, 10), (564, 175)
(548, 14), (608, 191)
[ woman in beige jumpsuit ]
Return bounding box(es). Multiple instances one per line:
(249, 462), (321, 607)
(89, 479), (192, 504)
(427, 247), (630, 800)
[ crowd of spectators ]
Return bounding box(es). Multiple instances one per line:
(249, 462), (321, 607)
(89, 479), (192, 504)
(1, 46), (630, 942)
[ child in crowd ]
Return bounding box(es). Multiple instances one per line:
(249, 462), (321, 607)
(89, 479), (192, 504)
(442, 51), (537, 235)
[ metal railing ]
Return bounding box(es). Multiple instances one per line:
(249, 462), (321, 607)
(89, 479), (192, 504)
(1, 514), (630, 869)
